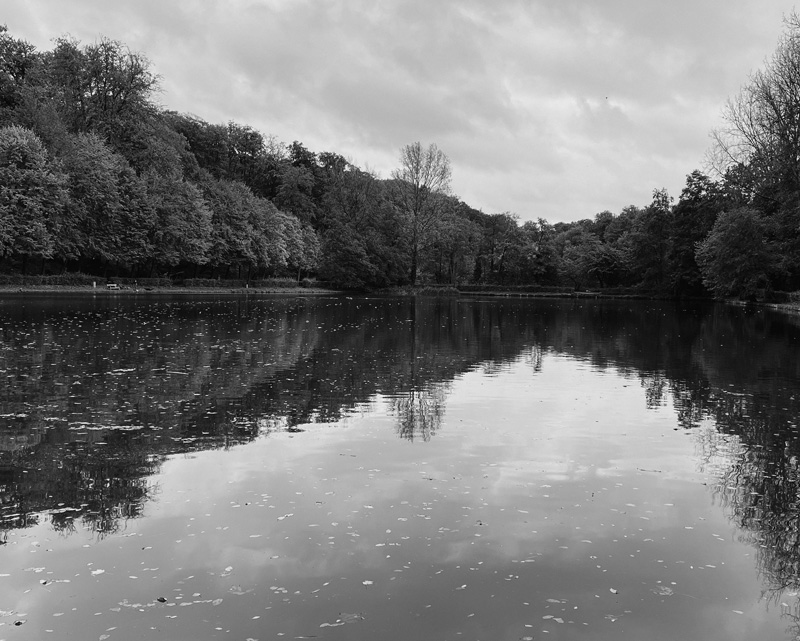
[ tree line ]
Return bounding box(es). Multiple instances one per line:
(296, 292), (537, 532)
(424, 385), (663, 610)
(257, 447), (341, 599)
(2, 19), (800, 296)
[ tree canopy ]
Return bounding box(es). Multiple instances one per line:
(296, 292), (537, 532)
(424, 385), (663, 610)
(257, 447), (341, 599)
(1, 19), (800, 298)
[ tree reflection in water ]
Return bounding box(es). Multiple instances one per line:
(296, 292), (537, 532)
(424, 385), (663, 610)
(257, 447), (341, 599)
(1, 438), (160, 539)
(391, 383), (449, 441)
(2, 295), (800, 625)
(702, 411), (800, 634)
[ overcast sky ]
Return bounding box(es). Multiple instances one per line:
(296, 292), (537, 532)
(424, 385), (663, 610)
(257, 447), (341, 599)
(5, 0), (796, 223)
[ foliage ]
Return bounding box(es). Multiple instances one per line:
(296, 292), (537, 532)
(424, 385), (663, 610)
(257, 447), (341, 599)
(667, 171), (725, 296)
(182, 277), (301, 288)
(0, 272), (96, 285)
(146, 173), (212, 268)
(3, 23), (800, 297)
(0, 124), (67, 264)
(696, 208), (775, 299)
(711, 13), (800, 289)
(59, 132), (154, 266)
(390, 142), (452, 285)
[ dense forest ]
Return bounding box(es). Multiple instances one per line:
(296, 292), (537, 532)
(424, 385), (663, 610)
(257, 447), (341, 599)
(2, 19), (800, 297)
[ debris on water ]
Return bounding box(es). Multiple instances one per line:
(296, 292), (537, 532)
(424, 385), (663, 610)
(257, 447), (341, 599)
(229, 585), (253, 595)
(320, 612), (365, 628)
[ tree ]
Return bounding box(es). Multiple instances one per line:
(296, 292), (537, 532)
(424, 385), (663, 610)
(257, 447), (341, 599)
(667, 171), (724, 296)
(695, 208), (775, 299)
(556, 225), (603, 289)
(280, 213), (320, 281)
(0, 26), (39, 117)
(425, 199), (482, 285)
(274, 164), (317, 223)
(146, 173), (212, 270)
(391, 142), (452, 284)
(477, 212), (521, 284)
(201, 178), (257, 276)
(317, 163), (407, 289)
(59, 132), (154, 270)
(711, 13), (800, 208)
(249, 203), (290, 276)
(622, 188), (673, 290)
(46, 36), (158, 152)
(519, 218), (560, 285)
(0, 125), (67, 268)
(165, 113), (229, 178)
(710, 13), (800, 289)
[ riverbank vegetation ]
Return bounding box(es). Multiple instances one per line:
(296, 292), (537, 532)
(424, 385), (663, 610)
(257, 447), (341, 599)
(2, 17), (800, 299)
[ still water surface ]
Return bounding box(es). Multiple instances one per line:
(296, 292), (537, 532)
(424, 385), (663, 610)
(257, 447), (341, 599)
(1, 294), (799, 640)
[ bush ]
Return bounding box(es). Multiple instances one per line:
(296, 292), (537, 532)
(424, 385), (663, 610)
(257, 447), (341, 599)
(0, 273), (98, 286)
(250, 277), (299, 288)
(458, 284), (573, 294)
(181, 277), (317, 289)
(45, 273), (98, 286)
(183, 278), (246, 288)
(113, 277), (172, 287)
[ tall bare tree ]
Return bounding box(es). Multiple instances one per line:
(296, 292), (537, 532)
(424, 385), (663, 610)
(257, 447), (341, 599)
(391, 142), (451, 284)
(711, 12), (800, 206)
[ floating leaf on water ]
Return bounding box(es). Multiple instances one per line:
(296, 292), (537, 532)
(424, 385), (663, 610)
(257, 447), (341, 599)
(339, 612), (364, 623)
(318, 611), (365, 627)
(229, 585), (253, 595)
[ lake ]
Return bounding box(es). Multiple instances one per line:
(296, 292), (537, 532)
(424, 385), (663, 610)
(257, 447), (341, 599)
(0, 293), (799, 640)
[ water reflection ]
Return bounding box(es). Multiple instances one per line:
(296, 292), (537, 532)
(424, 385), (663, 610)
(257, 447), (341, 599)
(2, 295), (800, 635)
(391, 383), (449, 441)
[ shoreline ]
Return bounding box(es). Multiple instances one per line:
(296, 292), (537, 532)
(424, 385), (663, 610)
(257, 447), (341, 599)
(0, 285), (338, 295)
(1, 285), (798, 314)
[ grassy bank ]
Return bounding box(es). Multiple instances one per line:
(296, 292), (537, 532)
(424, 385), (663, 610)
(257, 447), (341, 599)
(0, 284), (337, 295)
